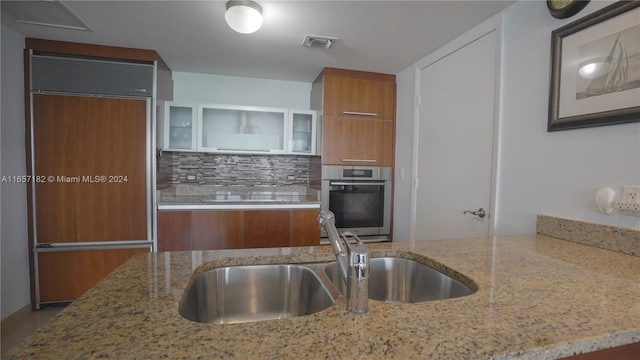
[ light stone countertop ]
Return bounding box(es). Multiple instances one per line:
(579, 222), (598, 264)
(157, 185), (321, 210)
(5, 235), (640, 359)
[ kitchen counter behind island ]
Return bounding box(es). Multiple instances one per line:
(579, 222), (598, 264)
(5, 234), (639, 359)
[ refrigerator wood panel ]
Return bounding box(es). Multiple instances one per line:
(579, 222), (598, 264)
(37, 248), (149, 303)
(32, 94), (148, 243)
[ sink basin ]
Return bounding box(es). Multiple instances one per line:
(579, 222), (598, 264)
(179, 264), (335, 324)
(324, 257), (474, 303)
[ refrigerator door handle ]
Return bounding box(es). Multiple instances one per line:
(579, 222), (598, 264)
(34, 240), (153, 252)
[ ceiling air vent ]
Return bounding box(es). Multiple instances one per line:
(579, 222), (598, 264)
(302, 35), (338, 49)
(1, 0), (91, 31)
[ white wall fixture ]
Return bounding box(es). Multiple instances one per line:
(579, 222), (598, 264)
(594, 187), (616, 214)
(615, 186), (640, 216)
(595, 186), (640, 217)
(225, 0), (263, 34)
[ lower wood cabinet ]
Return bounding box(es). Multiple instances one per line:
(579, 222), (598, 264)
(291, 209), (322, 247)
(157, 211), (191, 251)
(192, 210), (243, 250)
(37, 248), (149, 303)
(157, 208), (321, 251)
(244, 210), (291, 248)
(559, 342), (640, 360)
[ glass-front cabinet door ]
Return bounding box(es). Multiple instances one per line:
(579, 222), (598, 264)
(158, 102), (198, 151)
(198, 105), (287, 153)
(289, 110), (316, 155)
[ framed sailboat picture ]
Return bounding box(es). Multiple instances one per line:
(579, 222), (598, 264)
(548, 0), (640, 131)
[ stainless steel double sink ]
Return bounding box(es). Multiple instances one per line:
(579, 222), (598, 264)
(179, 264), (335, 324)
(179, 257), (475, 324)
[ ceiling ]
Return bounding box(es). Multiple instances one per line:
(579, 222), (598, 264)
(1, 1), (516, 82)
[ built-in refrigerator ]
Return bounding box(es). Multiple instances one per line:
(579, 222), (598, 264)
(27, 50), (155, 307)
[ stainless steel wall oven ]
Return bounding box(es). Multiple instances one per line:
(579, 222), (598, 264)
(321, 165), (392, 241)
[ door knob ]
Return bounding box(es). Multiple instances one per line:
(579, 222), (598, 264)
(463, 208), (486, 219)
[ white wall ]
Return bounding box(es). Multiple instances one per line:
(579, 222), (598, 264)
(1, 24), (30, 320)
(172, 71), (311, 109)
(394, 0), (640, 241)
(392, 69), (416, 241)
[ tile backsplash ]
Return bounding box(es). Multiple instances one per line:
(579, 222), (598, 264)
(157, 151), (319, 188)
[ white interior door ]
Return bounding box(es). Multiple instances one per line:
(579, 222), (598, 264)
(412, 31), (498, 241)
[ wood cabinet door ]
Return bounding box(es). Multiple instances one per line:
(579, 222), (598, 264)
(37, 248), (148, 303)
(243, 210), (291, 248)
(32, 94), (148, 243)
(157, 211), (192, 251)
(560, 342), (640, 360)
(322, 75), (395, 120)
(291, 209), (321, 247)
(322, 116), (394, 166)
(191, 210), (243, 250)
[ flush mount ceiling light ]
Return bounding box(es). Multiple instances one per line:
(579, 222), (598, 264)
(225, 0), (263, 34)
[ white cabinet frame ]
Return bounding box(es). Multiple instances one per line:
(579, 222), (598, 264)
(197, 104), (288, 154)
(157, 101), (198, 151)
(159, 102), (317, 155)
(288, 109), (317, 155)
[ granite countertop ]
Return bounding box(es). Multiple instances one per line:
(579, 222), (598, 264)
(157, 185), (321, 209)
(6, 234), (639, 359)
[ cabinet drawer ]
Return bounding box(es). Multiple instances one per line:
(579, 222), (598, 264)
(322, 116), (394, 166)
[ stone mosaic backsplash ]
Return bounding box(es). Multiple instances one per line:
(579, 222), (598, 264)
(157, 151), (318, 188)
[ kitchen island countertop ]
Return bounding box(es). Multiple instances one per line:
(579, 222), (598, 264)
(5, 234), (639, 359)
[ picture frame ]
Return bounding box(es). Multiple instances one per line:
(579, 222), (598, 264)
(548, 0), (640, 131)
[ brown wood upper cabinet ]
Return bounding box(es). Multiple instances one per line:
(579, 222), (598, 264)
(312, 68), (396, 166)
(322, 73), (396, 120)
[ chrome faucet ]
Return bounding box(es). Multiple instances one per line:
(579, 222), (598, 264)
(318, 211), (369, 314)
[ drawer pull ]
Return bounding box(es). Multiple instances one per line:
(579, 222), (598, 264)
(342, 111), (378, 117)
(341, 159), (377, 163)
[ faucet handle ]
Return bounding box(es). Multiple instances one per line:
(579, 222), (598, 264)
(340, 232), (369, 263)
(340, 231), (361, 244)
(340, 231), (367, 251)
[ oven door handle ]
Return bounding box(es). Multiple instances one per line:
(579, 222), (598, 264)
(330, 182), (387, 186)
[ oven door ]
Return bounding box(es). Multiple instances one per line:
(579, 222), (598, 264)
(323, 180), (390, 238)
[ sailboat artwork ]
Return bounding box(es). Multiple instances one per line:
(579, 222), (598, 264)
(549, 1), (640, 131)
(576, 24), (640, 100)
